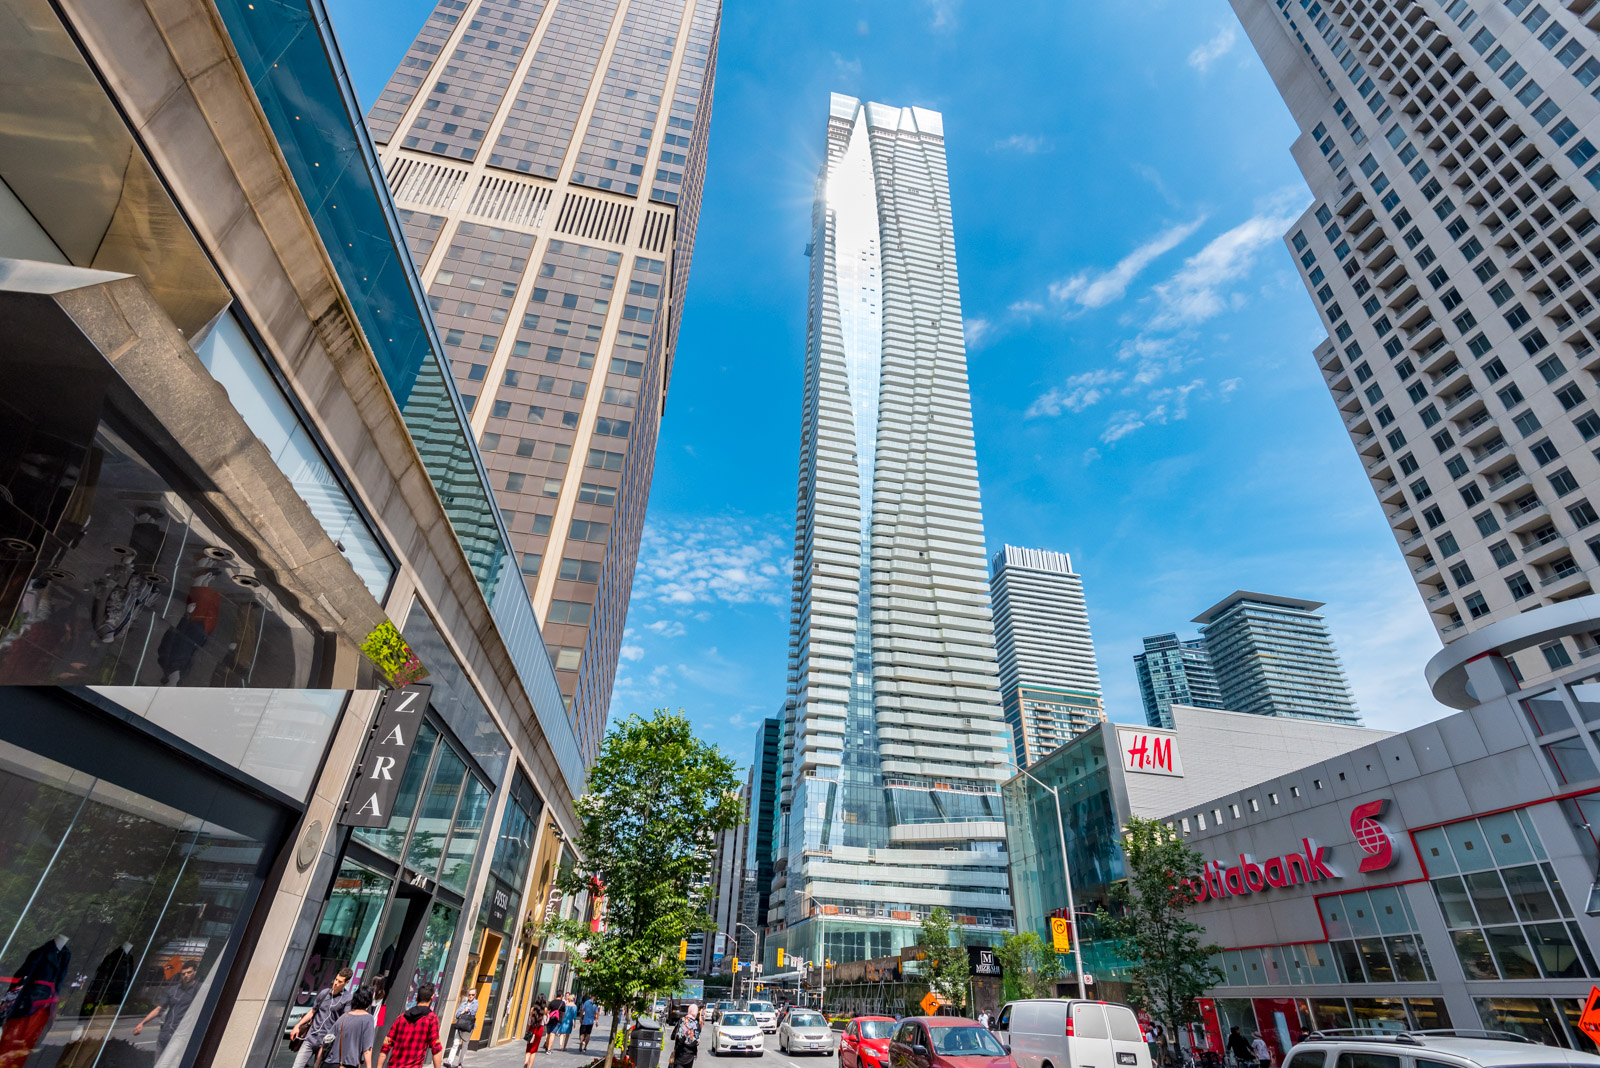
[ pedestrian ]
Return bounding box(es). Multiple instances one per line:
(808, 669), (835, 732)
(378, 981), (442, 1068)
(373, 977), (390, 1031)
(541, 999), (564, 1052)
(558, 993), (577, 1050)
(1251, 1034), (1271, 1068)
(670, 1003), (700, 1068)
(1227, 1028), (1252, 1068)
(132, 959), (201, 1053)
(977, 1009), (990, 1030)
(523, 996), (548, 1068)
(578, 994), (600, 1053)
(331, 986), (378, 1068)
(290, 967), (355, 1068)
(448, 989), (480, 1066)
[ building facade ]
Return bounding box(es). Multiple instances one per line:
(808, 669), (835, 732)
(1134, 632), (1226, 730)
(989, 545), (1107, 766)
(769, 93), (1014, 969)
(1231, 0), (1600, 673)
(747, 716), (782, 951)
(0, 0), (599, 1063)
(367, 0), (722, 759)
(1196, 591), (1365, 724)
(1166, 598), (1600, 1060)
(1001, 708), (1391, 1002)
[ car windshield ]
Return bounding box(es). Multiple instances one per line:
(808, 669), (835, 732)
(722, 1014), (757, 1027)
(929, 1027), (1007, 1057)
(861, 1021), (896, 1039)
(791, 1014), (827, 1027)
(747, 1003), (774, 1013)
(718, 1003), (737, 1010)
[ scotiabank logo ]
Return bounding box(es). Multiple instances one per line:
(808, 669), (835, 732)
(1351, 798), (1398, 872)
(1182, 841), (1338, 902)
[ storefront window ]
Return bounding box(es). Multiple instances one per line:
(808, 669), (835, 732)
(0, 735), (268, 1068)
(294, 861), (393, 1016)
(411, 902), (460, 1003)
(440, 775), (489, 894)
(354, 721), (440, 860)
(408, 745), (467, 879)
(1421, 811), (1596, 979)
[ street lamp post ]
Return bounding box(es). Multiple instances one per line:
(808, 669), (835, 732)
(1002, 760), (1087, 999)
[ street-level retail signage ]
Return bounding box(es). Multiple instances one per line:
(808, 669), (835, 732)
(967, 945), (1002, 976)
(340, 684), (432, 827)
(1182, 840), (1339, 901)
(1115, 726), (1182, 777)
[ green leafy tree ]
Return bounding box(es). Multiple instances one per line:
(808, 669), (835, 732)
(540, 711), (744, 1068)
(994, 930), (1065, 1001)
(1098, 816), (1224, 1050)
(916, 907), (970, 1013)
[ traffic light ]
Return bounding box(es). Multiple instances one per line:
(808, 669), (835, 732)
(732, 957), (739, 973)
(678, 940), (688, 961)
(776, 948), (784, 967)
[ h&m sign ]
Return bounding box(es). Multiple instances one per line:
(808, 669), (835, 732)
(340, 684), (432, 827)
(1115, 725), (1182, 777)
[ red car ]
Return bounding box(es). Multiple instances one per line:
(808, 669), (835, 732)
(888, 1017), (1016, 1068)
(839, 1016), (898, 1068)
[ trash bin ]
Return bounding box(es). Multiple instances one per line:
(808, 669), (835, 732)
(631, 1019), (664, 1068)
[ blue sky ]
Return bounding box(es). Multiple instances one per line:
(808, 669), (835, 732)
(328, 0), (1452, 764)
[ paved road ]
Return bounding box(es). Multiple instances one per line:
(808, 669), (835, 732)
(469, 1019), (840, 1068)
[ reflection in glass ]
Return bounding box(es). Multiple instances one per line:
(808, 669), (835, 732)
(0, 738), (265, 1068)
(406, 745), (467, 879)
(1502, 863), (1560, 922)
(294, 862), (392, 1017)
(440, 776), (489, 894)
(1485, 926), (1541, 978)
(1465, 870), (1516, 925)
(1475, 997), (1568, 1046)
(1451, 929), (1498, 979)
(1528, 922), (1586, 978)
(410, 903), (460, 1005)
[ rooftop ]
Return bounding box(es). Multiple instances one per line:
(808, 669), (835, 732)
(1193, 590), (1326, 625)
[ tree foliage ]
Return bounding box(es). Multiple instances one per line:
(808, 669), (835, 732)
(540, 711), (744, 1067)
(1098, 816), (1224, 1040)
(994, 930), (1065, 1001)
(916, 907), (969, 1013)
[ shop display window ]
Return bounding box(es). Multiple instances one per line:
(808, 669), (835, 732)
(1475, 996), (1597, 1051)
(1419, 810), (1598, 980)
(1301, 997), (1450, 1033)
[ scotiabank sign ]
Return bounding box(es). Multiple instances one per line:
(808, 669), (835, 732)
(1182, 841), (1339, 902)
(1180, 798), (1402, 903)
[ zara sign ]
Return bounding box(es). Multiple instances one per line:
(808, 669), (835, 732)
(340, 684), (432, 828)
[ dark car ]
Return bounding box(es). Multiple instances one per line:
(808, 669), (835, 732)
(840, 1016), (898, 1068)
(889, 1017), (1016, 1068)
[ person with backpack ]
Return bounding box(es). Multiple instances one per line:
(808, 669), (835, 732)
(670, 1003), (700, 1068)
(540, 999), (564, 1052)
(378, 982), (442, 1068)
(330, 986), (377, 1068)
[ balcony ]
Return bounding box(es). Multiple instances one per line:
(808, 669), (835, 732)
(1487, 465), (1530, 494)
(1443, 386), (1479, 412)
(1503, 498), (1548, 527)
(1442, 620), (1466, 635)
(1541, 563), (1587, 588)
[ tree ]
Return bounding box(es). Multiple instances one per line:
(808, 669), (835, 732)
(1098, 816), (1224, 1052)
(994, 930), (1065, 1001)
(539, 711), (744, 1068)
(916, 907), (969, 1013)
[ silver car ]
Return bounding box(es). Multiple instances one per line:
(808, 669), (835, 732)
(779, 1010), (835, 1055)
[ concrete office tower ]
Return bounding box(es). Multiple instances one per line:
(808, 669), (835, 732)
(368, 0), (721, 758)
(771, 94), (1013, 967)
(1134, 633), (1226, 730)
(1195, 592), (1363, 724)
(989, 545), (1107, 766)
(1231, 0), (1600, 673)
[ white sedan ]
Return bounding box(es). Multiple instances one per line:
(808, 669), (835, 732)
(710, 1012), (765, 1056)
(777, 1011), (835, 1055)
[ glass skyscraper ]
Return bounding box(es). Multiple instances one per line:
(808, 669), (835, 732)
(1133, 632), (1225, 729)
(1195, 591), (1363, 724)
(768, 94), (1013, 968)
(368, 0), (721, 760)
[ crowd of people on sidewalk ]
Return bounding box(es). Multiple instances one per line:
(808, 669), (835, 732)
(521, 992), (600, 1067)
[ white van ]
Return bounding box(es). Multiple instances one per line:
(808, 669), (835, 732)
(995, 1000), (1150, 1068)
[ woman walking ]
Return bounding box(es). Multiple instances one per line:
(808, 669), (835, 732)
(541, 998), (564, 1052)
(557, 993), (578, 1050)
(523, 996), (548, 1068)
(670, 1004), (700, 1068)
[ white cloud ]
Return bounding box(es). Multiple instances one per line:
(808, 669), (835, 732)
(619, 643), (646, 662)
(1188, 25), (1238, 73)
(1027, 368), (1126, 418)
(646, 620), (687, 638)
(1220, 377), (1243, 396)
(633, 517), (789, 607)
(1146, 378), (1206, 420)
(1049, 217), (1207, 311)
(1102, 410), (1148, 443)
(964, 317), (994, 349)
(1008, 300), (1044, 316)
(1148, 200), (1307, 329)
(994, 134), (1048, 154)
(831, 52), (861, 78)
(924, 0), (959, 30)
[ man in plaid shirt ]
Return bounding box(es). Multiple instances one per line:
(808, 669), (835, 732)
(379, 982), (442, 1068)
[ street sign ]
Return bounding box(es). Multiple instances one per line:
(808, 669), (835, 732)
(1050, 917), (1071, 953)
(920, 992), (944, 1016)
(1579, 986), (1600, 1039)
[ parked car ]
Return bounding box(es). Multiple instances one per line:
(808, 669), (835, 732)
(711, 1012), (766, 1056)
(994, 1000), (1147, 1068)
(745, 1000), (779, 1034)
(781, 1010), (837, 1055)
(1283, 1030), (1600, 1068)
(889, 1016), (1016, 1068)
(840, 1016), (899, 1068)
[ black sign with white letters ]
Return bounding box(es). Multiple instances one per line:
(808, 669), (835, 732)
(340, 684), (432, 827)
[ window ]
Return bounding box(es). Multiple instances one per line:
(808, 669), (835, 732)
(1551, 118), (1580, 146)
(1404, 225), (1424, 250)
(1451, 562), (1477, 587)
(1453, 310), (1479, 334)
(1568, 139), (1598, 167)
(1556, 383), (1585, 410)
(1396, 358), (1416, 380)
(492, 399), (512, 418)
(1399, 453), (1421, 476)
(1569, 501), (1600, 529)
(1538, 356), (1567, 383)
(587, 449), (625, 471)
(1355, 362), (1374, 383)
(1475, 508), (1500, 535)
(1484, 358), (1509, 383)
(1551, 468), (1580, 495)
(558, 558), (601, 583)
(1577, 412), (1600, 441)
(1438, 532), (1462, 557)
(505, 471), (525, 492)
(1532, 439), (1562, 466)
(1366, 383), (1385, 404)
(1292, 231), (1308, 251)
(1505, 305), (1532, 330)
(1462, 483), (1486, 507)
(1470, 26), (1496, 52)
(531, 514), (553, 536)
(1465, 592), (1492, 619)
(1433, 429), (1457, 453)
(1388, 429), (1408, 450)
(1491, 541), (1518, 567)
(1408, 382), (1430, 404)
(480, 432), (501, 452)
(1543, 640), (1575, 671)
(1514, 411), (1544, 437)
(1468, 334), (1494, 359)
(547, 600), (592, 626)
(1425, 506), (1448, 529)
(1421, 405), (1442, 428)
(1412, 477), (1434, 501)
(1475, 259), (1501, 283)
(1499, 383), (1527, 408)
(1416, 246), (1438, 268)
(1447, 455), (1471, 479)
(1377, 406), (1396, 427)
(1507, 572), (1535, 599)
(1427, 266), (1451, 290)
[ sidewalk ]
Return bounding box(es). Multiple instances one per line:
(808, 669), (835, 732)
(469, 1017), (618, 1068)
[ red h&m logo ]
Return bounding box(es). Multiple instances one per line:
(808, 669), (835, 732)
(1116, 726), (1182, 776)
(1351, 798), (1398, 872)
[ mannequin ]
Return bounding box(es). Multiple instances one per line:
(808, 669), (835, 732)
(0, 935), (72, 1067)
(82, 941), (135, 1014)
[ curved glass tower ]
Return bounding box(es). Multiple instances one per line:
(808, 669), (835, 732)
(768, 94), (1013, 967)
